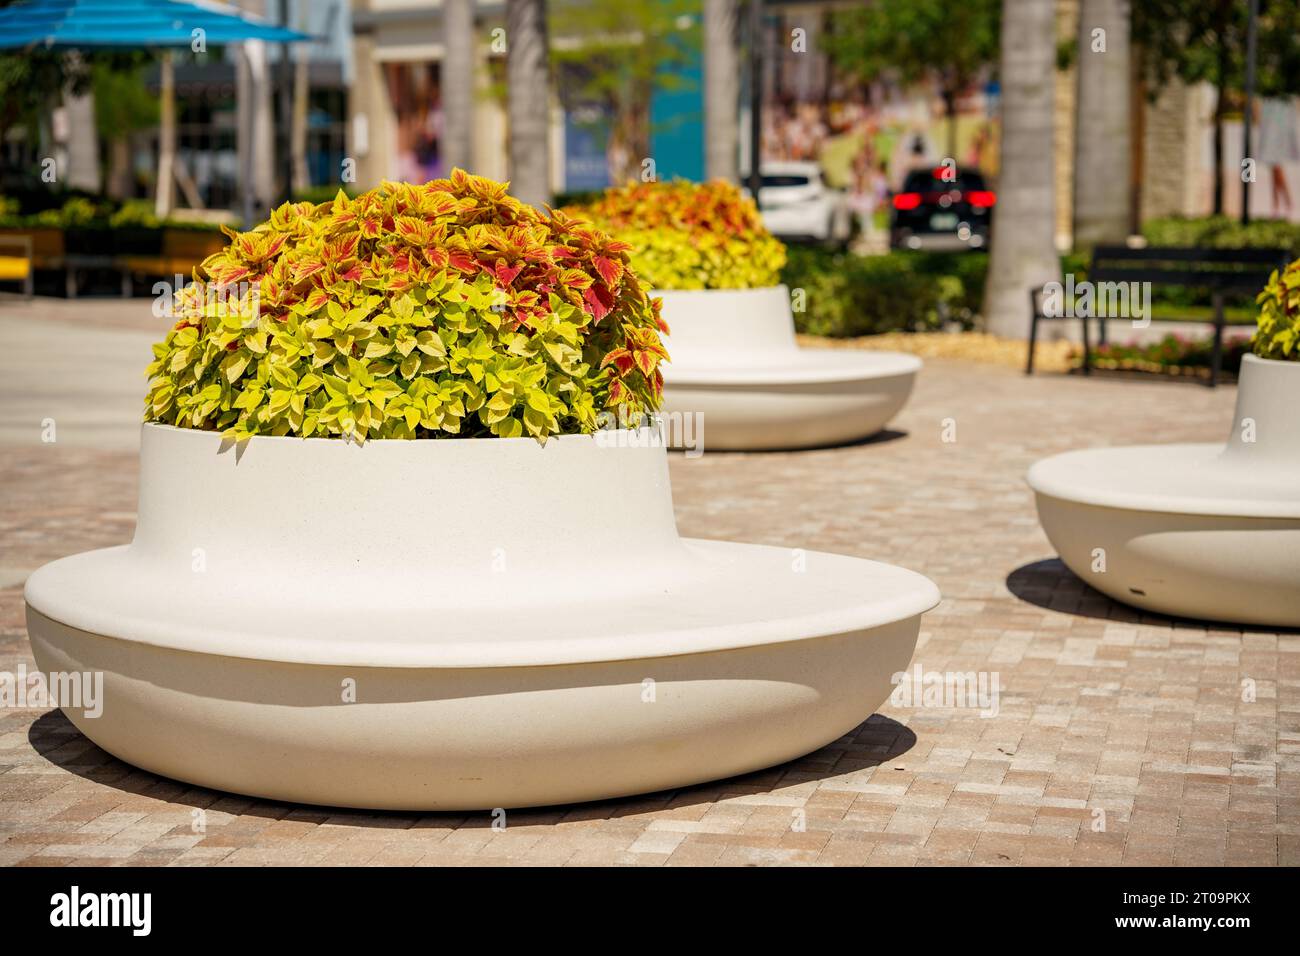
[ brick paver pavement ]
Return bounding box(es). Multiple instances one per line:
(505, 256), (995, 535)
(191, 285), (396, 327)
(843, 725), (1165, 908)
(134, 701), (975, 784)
(1, 300), (1295, 866)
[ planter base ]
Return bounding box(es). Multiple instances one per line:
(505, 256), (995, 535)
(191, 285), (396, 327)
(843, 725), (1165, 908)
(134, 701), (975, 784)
(655, 286), (920, 450)
(25, 424), (939, 810)
(1033, 476), (1300, 627)
(28, 600), (922, 810)
(1029, 355), (1300, 627)
(663, 351), (919, 451)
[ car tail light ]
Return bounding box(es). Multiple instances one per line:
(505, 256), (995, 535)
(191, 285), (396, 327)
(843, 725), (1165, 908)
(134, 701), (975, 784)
(967, 190), (996, 208)
(892, 192), (922, 211)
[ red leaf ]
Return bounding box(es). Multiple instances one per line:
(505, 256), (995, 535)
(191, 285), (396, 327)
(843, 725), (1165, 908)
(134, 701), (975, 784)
(448, 252), (478, 274)
(561, 268), (594, 291)
(582, 282), (614, 322)
(592, 255), (622, 287)
(494, 260), (524, 287)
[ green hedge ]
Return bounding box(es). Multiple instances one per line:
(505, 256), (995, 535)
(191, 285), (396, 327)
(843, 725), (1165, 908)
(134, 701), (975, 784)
(781, 246), (987, 337)
(1141, 215), (1300, 254)
(0, 194), (224, 232)
(783, 215), (1298, 339)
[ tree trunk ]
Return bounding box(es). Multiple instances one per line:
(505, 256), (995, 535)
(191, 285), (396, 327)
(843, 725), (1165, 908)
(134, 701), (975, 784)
(982, 0), (1060, 340)
(506, 0), (550, 208)
(106, 136), (132, 200)
(237, 2), (277, 222)
(442, 0), (475, 174)
(155, 51), (176, 218)
(943, 88), (957, 160)
(704, 0), (740, 182)
(291, 53), (310, 193)
(1212, 80), (1227, 216)
(289, 0), (311, 196)
(63, 54), (100, 193)
(238, 37), (277, 223)
(1073, 0), (1132, 246)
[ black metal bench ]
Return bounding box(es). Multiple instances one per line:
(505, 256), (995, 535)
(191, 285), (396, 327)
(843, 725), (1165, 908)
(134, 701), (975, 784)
(1026, 245), (1291, 387)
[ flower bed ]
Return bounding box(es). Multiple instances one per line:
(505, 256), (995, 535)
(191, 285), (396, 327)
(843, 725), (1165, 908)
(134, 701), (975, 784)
(1076, 333), (1253, 380)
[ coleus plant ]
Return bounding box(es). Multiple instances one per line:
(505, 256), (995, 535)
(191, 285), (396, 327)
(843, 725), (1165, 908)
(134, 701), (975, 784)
(1253, 256), (1300, 361)
(145, 170), (668, 442)
(573, 179), (786, 290)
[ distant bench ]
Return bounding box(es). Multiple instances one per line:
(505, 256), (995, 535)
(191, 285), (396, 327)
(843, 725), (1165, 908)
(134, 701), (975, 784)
(0, 227), (227, 298)
(1027, 245), (1291, 387)
(0, 235), (34, 297)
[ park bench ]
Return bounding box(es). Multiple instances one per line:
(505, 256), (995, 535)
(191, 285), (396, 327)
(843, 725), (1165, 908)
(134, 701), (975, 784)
(0, 226), (226, 298)
(1026, 245), (1291, 387)
(0, 234), (34, 297)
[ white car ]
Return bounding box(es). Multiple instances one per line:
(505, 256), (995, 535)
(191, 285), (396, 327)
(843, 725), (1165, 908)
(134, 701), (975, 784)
(742, 161), (850, 245)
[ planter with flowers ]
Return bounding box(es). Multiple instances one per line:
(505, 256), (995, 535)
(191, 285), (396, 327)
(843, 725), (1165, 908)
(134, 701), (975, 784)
(1027, 257), (1300, 626)
(576, 181), (921, 450)
(24, 171), (939, 810)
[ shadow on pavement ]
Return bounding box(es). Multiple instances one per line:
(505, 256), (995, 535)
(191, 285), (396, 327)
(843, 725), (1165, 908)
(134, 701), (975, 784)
(27, 711), (918, 829)
(1006, 557), (1298, 633)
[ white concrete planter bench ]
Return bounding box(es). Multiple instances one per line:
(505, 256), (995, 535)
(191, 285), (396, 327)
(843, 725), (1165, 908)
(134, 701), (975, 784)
(25, 423), (939, 810)
(655, 286), (921, 450)
(1028, 354), (1300, 627)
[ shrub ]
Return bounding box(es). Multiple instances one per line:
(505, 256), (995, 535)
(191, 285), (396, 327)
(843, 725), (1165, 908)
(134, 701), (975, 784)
(0, 193), (222, 232)
(144, 170), (668, 442)
(1136, 217), (1300, 313)
(1252, 256), (1300, 360)
(1142, 215), (1300, 255)
(108, 200), (161, 230)
(781, 247), (985, 337)
(573, 179), (786, 290)
(32, 196), (104, 228)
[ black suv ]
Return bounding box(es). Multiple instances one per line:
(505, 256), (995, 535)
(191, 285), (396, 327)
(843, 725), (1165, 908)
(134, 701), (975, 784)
(889, 167), (995, 251)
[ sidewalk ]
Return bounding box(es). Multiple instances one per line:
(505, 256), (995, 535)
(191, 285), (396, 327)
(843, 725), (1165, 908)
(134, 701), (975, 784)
(0, 299), (1293, 866)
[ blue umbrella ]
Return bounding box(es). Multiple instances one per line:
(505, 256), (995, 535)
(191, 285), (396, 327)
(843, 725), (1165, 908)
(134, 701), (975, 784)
(0, 0), (315, 223)
(0, 0), (311, 49)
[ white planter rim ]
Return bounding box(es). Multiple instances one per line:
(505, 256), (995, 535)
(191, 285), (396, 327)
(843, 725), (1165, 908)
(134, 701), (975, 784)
(652, 285), (788, 298)
(1027, 444), (1300, 518)
(26, 546), (939, 670)
(25, 423), (940, 669)
(1241, 352), (1294, 368)
(666, 349), (922, 386)
(1028, 354), (1300, 518)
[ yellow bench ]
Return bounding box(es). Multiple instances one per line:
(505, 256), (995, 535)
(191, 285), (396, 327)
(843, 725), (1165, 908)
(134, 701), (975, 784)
(0, 235), (34, 297)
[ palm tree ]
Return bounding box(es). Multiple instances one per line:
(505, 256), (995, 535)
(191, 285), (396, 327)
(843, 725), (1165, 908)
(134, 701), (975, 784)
(506, 0), (549, 207)
(1073, 0), (1132, 245)
(63, 55), (100, 193)
(982, 0), (1060, 339)
(704, 0), (739, 182)
(155, 51), (176, 217)
(290, 1), (311, 194)
(442, 0), (475, 173)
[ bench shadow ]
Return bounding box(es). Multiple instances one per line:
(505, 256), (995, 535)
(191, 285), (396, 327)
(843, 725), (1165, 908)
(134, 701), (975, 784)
(1006, 557), (1297, 632)
(27, 710), (916, 831)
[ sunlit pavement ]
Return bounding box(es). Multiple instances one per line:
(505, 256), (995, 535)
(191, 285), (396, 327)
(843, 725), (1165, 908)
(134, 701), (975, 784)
(0, 296), (1293, 866)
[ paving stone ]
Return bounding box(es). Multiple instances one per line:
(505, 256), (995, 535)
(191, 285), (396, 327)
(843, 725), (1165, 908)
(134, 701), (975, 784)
(0, 300), (1293, 866)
